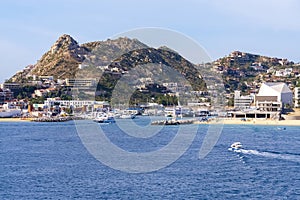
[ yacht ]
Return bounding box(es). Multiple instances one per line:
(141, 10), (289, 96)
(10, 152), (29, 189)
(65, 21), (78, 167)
(0, 103), (22, 118)
(118, 114), (136, 119)
(93, 113), (115, 123)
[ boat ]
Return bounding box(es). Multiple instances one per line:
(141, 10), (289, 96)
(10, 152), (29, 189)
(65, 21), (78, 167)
(94, 116), (115, 123)
(228, 142), (243, 151)
(118, 114), (136, 119)
(93, 112), (116, 123)
(0, 109), (22, 118)
(0, 103), (22, 118)
(164, 120), (180, 125)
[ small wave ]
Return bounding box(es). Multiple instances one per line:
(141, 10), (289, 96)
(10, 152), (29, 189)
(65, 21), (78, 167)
(238, 149), (300, 163)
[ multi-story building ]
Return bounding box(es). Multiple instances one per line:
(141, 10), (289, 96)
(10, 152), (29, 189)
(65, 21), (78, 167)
(0, 88), (14, 104)
(44, 98), (109, 111)
(255, 82), (293, 111)
(294, 87), (300, 108)
(0, 83), (20, 90)
(65, 78), (97, 89)
(234, 90), (254, 110)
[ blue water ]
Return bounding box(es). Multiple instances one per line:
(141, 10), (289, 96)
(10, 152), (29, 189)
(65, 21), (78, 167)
(1, 118), (300, 199)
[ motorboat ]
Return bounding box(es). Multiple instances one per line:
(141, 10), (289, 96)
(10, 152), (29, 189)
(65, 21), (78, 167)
(94, 116), (115, 124)
(118, 114), (136, 119)
(228, 142), (243, 151)
(93, 112), (116, 123)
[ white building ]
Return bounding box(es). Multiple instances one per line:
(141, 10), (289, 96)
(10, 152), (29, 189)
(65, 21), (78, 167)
(294, 87), (300, 108)
(234, 90), (254, 110)
(65, 78), (97, 88)
(275, 68), (293, 77)
(256, 82), (293, 111)
(44, 98), (109, 110)
(34, 89), (48, 97)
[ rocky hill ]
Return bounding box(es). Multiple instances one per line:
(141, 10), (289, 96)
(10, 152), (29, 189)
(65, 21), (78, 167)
(215, 51), (294, 69)
(31, 34), (87, 79)
(9, 34), (206, 101)
(10, 35), (149, 81)
(212, 51), (299, 95)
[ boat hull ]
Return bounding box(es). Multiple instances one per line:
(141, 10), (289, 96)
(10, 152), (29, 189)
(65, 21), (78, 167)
(0, 109), (22, 118)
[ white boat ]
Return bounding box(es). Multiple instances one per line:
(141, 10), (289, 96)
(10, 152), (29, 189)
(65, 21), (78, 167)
(0, 109), (22, 118)
(118, 114), (136, 119)
(0, 103), (22, 118)
(93, 112), (116, 123)
(228, 142), (243, 151)
(94, 116), (115, 123)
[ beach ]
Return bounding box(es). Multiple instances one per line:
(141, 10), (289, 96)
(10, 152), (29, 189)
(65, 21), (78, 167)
(0, 118), (33, 122)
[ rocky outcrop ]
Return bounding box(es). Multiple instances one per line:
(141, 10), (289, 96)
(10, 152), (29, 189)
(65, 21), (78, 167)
(30, 34), (88, 79)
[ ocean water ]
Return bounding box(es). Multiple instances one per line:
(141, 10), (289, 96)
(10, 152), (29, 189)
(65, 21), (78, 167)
(1, 118), (300, 199)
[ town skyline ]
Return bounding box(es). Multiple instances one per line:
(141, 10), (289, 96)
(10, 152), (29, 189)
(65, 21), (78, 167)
(1, 0), (300, 83)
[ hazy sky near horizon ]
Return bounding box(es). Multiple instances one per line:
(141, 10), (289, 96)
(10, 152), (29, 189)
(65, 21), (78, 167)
(0, 0), (300, 82)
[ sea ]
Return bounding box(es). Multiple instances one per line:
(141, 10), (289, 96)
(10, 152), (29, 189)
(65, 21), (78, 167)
(1, 117), (300, 199)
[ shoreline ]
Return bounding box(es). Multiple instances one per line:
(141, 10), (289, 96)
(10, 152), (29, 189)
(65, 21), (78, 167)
(0, 118), (34, 122)
(1, 117), (300, 126)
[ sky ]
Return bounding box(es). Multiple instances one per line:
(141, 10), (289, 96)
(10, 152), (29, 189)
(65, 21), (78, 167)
(0, 0), (300, 83)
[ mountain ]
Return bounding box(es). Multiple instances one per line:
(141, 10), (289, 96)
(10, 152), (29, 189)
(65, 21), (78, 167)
(10, 35), (149, 82)
(95, 47), (206, 93)
(7, 34), (300, 105)
(11, 34), (205, 89)
(31, 34), (87, 79)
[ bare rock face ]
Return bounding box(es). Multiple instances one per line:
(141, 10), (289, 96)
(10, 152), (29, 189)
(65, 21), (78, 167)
(50, 34), (79, 54)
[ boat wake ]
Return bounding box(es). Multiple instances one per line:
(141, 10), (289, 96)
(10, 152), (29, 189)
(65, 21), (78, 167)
(235, 149), (300, 163)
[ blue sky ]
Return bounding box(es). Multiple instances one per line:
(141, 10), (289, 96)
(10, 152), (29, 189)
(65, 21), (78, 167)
(1, 0), (300, 83)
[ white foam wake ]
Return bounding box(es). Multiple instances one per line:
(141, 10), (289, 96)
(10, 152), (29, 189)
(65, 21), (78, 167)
(237, 149), (300, 163)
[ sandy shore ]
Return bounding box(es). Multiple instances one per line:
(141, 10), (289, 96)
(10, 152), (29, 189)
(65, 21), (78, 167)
(0, 118), (34, 122)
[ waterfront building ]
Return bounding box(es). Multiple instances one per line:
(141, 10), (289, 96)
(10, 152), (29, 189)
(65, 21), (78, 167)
(44, 98), (109, 111)
(294, 87), (300, 108)
(234, 90), (254, 110)
(229, 83), (292, 119)
(255, 82), (293, 111)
